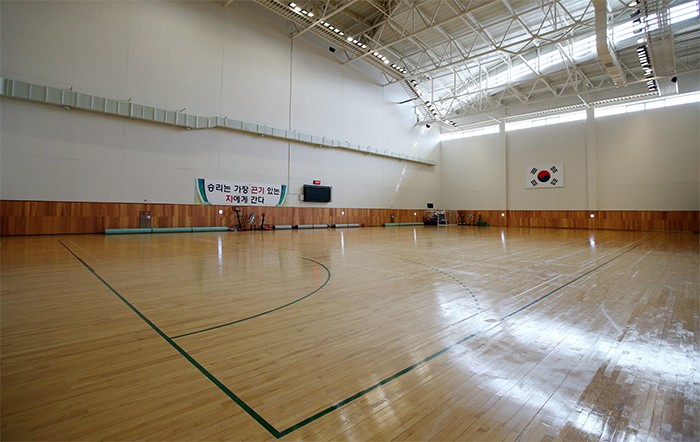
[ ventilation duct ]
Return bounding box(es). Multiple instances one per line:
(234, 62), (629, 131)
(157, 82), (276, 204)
(593, 0), (626, 86)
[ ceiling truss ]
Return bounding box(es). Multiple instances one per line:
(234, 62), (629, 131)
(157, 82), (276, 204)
(240, 0), (700, 129)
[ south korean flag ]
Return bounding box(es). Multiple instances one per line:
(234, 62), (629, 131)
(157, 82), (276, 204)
(526, 164), (564, 188)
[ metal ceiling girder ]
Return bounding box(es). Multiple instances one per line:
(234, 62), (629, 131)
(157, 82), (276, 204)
(386, 11), (451, 70)
(387, 1), (597, 88)
(333, 0), (408, 49)
(556, 41), (596, 91)
(518, 55), (557, 98)
(246, 0), (697, 126)
(252, 0), (410, 80)
(343, 0), (502, 66)
(425, 56), (624, 121)
(390, 16), (592, 87)
(397, 1), (532, 75)
(408, 2), (471, 69)
(497, 0), (536, 45)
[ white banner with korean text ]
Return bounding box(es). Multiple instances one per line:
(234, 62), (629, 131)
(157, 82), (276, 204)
(195, 178), (287, 206)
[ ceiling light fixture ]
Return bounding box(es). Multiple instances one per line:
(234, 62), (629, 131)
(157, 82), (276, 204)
(636, 45), (658, 92)
(289, 3), (314, 18)
(341, 34), (368, 50)
(365, 48), (408, 75)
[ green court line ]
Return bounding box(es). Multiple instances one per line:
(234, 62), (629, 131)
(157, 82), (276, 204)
(275, 238), (650, 436)
(58, 241), (283, 439)
(275, 327), (495, 437)
(171, 256), (331, 339)
(59, 237), (649, 439)
(500, 239), (649, 321)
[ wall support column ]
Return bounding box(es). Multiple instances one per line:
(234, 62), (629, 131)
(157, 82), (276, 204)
(586, 108), (598, 210)
(498, 122), (508, 226)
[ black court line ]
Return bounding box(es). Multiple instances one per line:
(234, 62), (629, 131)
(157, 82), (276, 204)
(370, 251), (483, 312)
(171, 256), (331, 339)
(59, 237), (649, 439)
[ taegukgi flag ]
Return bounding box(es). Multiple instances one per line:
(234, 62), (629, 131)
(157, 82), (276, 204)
(526, 164), (564, 188)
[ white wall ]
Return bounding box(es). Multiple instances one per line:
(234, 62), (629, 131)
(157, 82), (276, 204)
(595, 105), (699, 210)
(440, 132), (505, 210)
(4, 1), (696, 212)
(441, 103), (699, 211)
(506, 121), (589, 210)
(0, 1), (439, 208)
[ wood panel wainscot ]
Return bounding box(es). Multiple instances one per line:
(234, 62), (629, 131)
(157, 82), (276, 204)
(1, 201), (698, 235)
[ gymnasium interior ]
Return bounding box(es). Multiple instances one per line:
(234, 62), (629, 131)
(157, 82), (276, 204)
(1, 0), (699, 440)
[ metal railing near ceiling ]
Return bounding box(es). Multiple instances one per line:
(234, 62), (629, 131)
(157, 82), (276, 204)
(0, 78), (436, 166)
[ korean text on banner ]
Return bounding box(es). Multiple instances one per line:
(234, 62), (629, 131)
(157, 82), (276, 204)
(195, 178), (287, 206)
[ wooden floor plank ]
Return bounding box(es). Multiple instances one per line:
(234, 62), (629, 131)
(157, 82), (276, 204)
(1, 227), (697, 440)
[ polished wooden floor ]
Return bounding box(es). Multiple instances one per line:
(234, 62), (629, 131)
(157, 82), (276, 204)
(1, 227), (698, 441)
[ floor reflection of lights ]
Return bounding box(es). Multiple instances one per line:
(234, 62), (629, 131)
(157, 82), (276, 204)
(423, 303), (695, 439)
